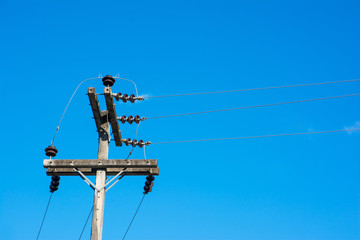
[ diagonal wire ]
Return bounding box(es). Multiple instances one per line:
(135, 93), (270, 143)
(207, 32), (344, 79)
(124, 122), (141, 159)
(114, 75), (139, 97)
(143, 78), (360, 99)
(51, 76), (102, 145)
(36, 193), (53, 240)
(145, 93), (360, 120)
(78, 206), (93, 240)
(122, 194), (146, 240)
(151, 129), (360, 145)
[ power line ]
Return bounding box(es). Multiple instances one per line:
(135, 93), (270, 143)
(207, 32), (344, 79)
(78, 206), (93, 240)
(151, 129), (360, 145)
(143, 78), (360, 99)
(51, 76), (102, 146)
(145, 93), (360, 120)
(36, 193), (53, 240)
(121, 194), (146, 240)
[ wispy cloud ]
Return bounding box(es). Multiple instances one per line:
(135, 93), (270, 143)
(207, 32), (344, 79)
(344, 121), (360, 134)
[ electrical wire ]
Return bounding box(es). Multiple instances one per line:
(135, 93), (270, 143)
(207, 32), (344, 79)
(125, 122), (141, 159)
(114, 74), (139, 97)
(36, 193), (53, 240)
(50, 76), (102, 146)
(143, 78), (360, 99)
(145, 93), (360, 120)
(151, 129), (360, 145)
(78, 206), (93, 240)
(121, 194), (146, 240)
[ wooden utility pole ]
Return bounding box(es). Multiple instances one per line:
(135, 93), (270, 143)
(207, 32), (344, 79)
(43, 76), (158, 240)
(91, 110), (110, 240)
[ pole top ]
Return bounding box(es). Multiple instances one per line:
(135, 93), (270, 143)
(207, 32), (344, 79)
(102, 75), (116, 86)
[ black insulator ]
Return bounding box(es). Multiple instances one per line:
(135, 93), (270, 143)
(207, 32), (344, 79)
(144, 175), (154, 194)
(122, 94), (128, 103)
(145, 181), (154, 187)
(102, 75), (116, 87)
(129, 94), (136, 103)
(50, 185), (58, 192)
(51, 180), (60, 187)
(134, 115), (141, 124)
(45, 146), (58, 157)
(115, 93), (122, 101)
(120, 115), (127, 124)
(146, 175), (155, 181)
(144, 185), (150, 193)
(127, 115), (134, 124)
(50, 175), (60, 193)
(52, 175), (60, 181)
(138, 140), (144, 148)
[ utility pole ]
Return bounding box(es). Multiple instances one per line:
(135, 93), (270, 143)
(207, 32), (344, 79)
(43, 75), (158, 240)
(91, 110), (109, 240)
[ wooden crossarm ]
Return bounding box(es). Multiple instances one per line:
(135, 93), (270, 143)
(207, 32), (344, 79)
(88, 87), (102, 132)
(46, 167), (159, 176)
(43, 159), (158, 168)
(104, 87), (122, 146)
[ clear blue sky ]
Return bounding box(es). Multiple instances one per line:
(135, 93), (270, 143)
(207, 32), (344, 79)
(1, 1), (360, 239)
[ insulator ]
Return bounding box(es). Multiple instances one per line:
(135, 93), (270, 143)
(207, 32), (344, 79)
(127, 115), (134, 124)
(131, 139), (138, 147)
(144, 185), (150, 193)
(45, 146), (58, 157)
(49, 175), (60, 193)
(120, 115), (127, 124)
(52, 175), (60, 181)
(129, 94), (136, 103)
(124, 138), (131, 146)
(102, 75), (116, 87)
(146, 175), (155, 181)
(50, 185), (59, 192)
(115, 93), (122, 101)
(145, 181), (154, 187)
(51, 180), (60, 187)
(137, 140), (144, 148)
(122, 93), (128, 103)
(134, 115), (141, 124)
(144, 175), (154, 194)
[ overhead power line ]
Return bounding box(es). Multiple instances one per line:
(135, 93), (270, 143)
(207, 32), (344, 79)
(145, 93), (360, 120)
(36, 193), (53, 240)
(151, 129), (360, 145)
(143, 78), (360, 99)
(122, 194), (146, 240)
(78, 207), (93, 240)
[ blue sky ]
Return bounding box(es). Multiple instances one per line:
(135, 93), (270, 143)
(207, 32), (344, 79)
(1, 1), (360, 239)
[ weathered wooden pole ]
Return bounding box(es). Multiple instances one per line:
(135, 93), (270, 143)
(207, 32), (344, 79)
(90, 111), (110, 240)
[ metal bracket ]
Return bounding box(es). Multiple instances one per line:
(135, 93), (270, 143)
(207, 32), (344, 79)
(73, 168), (125, 192)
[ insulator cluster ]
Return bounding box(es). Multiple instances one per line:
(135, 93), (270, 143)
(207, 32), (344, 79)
(144, 175), (155, 194)
(102, 75), (116, 87)
(118, 115), (144, 124)
(122, 138), (151, 148)
(50, 175), (60, 193)
(114, 93), (144, 103)
(45, 146), (58, 157)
